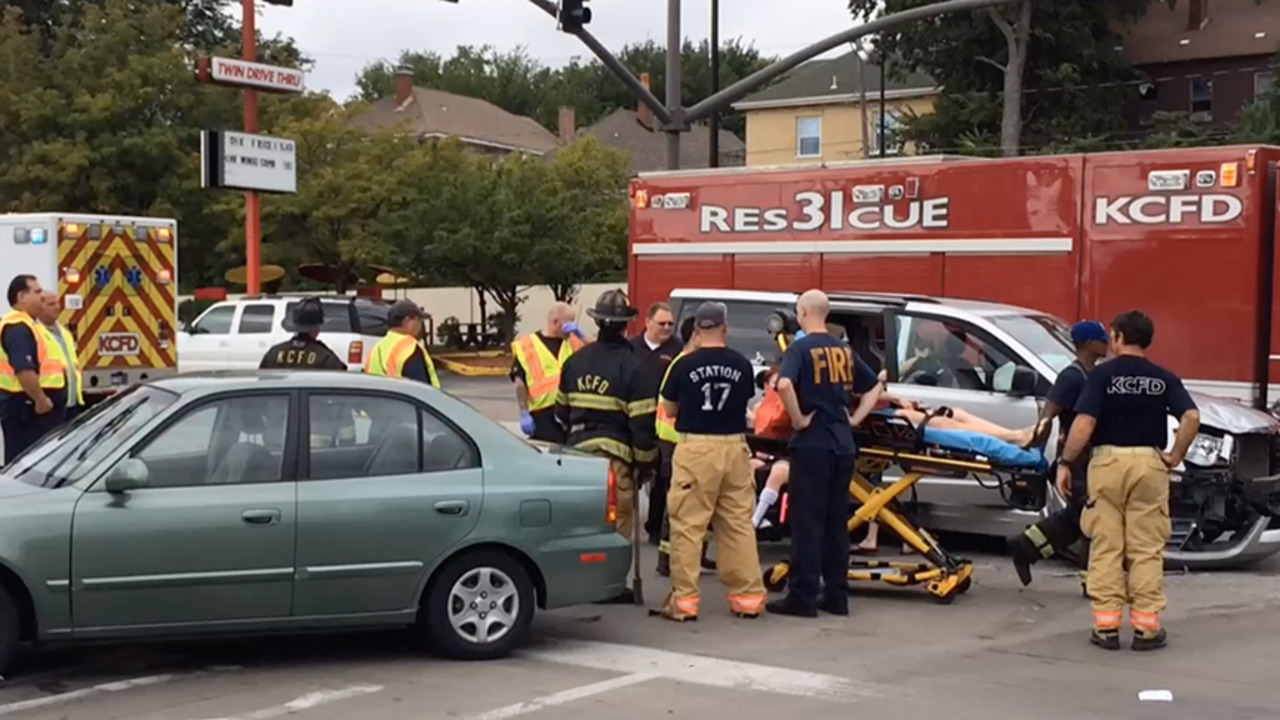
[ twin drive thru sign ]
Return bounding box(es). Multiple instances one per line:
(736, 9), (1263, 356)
(197, 56), (302, 195)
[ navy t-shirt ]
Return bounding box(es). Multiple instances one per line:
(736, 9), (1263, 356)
(1048, 362), (1088, 448)
(779, 332), (877, 454)
(661, 346), (755, 435)
(1074, 355), (1196, 448)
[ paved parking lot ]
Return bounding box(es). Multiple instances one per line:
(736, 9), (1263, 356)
(3, 375), (1280, 719)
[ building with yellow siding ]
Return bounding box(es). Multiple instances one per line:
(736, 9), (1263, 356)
(732, 51), (939, 166)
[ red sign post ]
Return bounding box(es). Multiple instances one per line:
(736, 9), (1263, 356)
(194, 1), (302, 295)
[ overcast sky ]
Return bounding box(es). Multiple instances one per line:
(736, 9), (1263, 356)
(258, 0), (864, 100)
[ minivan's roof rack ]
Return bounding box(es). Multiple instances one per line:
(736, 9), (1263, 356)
(827, 291), (940, 306)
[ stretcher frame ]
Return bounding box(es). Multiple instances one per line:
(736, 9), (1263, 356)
(756, 415), (1050, 604)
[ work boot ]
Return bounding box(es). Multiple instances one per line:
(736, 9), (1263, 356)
(1007, 533), (1038, 587)
(1132, 628), (1168, 652)
(817, 595), (849, 617)
(1089, 628), (1121, 651)
(700, 543), (717, 572)
(656, 552), (670, 577)
(765, 597), (818, 618)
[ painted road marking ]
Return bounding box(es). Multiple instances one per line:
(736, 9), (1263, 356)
(523, 639), (889, 702)
(194, 685), (384, 720)
(0, 666), (232, 712)
(465, 673), (658, 720)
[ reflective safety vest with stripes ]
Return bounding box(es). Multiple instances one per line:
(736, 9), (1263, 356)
(512, 333), (583, 412)
(365, 331), (440, 388)
(40, 323), (82, 404)
(0, 310), (63, 394)
(654, 351), (685, 444)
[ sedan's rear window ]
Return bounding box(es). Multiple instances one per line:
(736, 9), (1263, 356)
(283, 301), (389, 336)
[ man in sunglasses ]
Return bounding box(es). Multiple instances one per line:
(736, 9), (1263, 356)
(631, 302), (685, 546)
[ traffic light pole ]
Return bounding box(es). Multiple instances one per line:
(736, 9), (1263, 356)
(526, 0), (1016, 170)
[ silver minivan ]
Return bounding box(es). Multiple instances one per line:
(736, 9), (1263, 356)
(670, 288), (1280, 570)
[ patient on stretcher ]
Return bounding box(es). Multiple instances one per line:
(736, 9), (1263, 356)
(872, 371), (1047, 448)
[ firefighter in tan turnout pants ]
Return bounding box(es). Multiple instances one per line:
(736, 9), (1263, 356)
(1057, 310), (1199, 652)
(555, 290), (656, 604)
(658, 302), (765, 621)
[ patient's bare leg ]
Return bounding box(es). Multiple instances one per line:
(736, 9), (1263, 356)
(752, 460), (789, 528)
(894, 407), (1033, 445)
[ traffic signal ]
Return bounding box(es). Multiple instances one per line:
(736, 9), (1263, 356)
(557, 0), (591, 33)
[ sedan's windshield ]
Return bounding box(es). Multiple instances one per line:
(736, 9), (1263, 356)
(988, 313), (1076, 374)
(3, 385), (179, 488)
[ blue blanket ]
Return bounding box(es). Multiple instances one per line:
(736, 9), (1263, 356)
(870, 410), (1048, 471)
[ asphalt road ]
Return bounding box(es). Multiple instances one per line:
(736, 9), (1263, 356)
(3, 375), (1280, 719)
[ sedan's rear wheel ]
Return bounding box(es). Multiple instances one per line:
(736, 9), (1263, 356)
(424, 550), (534, 661)
(0, 587), (19, 676)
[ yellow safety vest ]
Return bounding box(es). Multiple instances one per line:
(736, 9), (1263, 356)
(365, 331), (440, 388)
(511, 333), (583, 412)
(655, 351), (685, 444)
(0, 310), (63, 394)
(40, 323), (82, 405)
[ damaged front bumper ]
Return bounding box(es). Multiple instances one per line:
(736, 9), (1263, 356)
(1166, 466), (1280, 570)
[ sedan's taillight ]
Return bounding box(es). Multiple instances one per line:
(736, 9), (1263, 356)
(348, 341), (363, 365)
(605, 464), (618, 526)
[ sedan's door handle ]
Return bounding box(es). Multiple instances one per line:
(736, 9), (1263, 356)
(242, 509), (281, 526)
(434, 500), (469, 516)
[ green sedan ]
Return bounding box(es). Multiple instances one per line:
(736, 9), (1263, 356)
(0, 371), (630, 673)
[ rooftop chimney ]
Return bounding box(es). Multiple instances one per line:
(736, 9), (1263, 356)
(1187, 0), (1207, 31)
(558, 106), (576, 142)
(637, 73), (653, 130)
(394, 66), (414, 104)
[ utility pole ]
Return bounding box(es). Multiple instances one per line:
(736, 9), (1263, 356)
(518, 0), (1015, 170)
(856, 49), (869, 159)
(665, 0), (682, 170)
(879, 56), (887, 159)
(241, 0), (261, 295)
(709, 0), (720, 168)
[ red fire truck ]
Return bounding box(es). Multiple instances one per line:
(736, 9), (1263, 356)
(628, 145), (1280, 408)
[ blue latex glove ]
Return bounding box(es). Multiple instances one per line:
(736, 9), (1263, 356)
(562, 321), (585, 339)
(519, 410), (536, 436)
(793, 330), (806, 341)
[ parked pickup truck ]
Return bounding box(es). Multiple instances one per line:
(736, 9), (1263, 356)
(671, 288), (1280, 570)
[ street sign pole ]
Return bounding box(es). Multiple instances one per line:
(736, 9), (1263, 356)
(665, 0), (681, 171)
(242, 0), (261, 296)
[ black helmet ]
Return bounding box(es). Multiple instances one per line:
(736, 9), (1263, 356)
(292, 297), (325, 327)
(587, 289), (638, 325)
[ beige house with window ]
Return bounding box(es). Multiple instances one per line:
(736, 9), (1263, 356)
(732, 51), (939, 166)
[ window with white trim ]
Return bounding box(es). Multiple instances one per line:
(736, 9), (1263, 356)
(872, 110), (905, 156)
(796, 117), (821, 157)
(1189, 77), (1213, 122)
(1257, 72), (1275, 100)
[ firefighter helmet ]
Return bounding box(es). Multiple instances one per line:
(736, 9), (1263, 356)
(587, 289), (638, 325)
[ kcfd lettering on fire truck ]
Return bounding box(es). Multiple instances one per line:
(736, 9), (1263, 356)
(1094, 193), (1244, 225)
(699, 189), (950, 234)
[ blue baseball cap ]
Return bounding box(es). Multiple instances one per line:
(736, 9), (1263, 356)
(1071, 320), (1108, 345)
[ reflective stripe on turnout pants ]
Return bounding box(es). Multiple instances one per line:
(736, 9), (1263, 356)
(1081, 445), (1171, 632)
(661, 433), (765, 619)
(609, 457), (635, 542)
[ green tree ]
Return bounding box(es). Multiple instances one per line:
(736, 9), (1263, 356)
(1241, 57), (1280, 143)
(355, 39), (778, 140)
(848, 0), (1160, 156)
(535, 134), (630, 303)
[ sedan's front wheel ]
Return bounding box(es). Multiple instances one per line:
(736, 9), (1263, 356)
(423, 550), (534, 661)
(0, 586), (19, 676)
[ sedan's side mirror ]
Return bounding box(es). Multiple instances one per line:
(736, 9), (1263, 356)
(1010, 367), (1038, 398)
(103, 458), (149, 494)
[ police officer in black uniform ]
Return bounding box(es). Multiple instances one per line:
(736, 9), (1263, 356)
(260, 298), (347, 371)
(555, 290), (657, 604)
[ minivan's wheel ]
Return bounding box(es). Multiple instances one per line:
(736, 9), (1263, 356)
(0, 587), (19, 676)
(423, 550), (534, 661)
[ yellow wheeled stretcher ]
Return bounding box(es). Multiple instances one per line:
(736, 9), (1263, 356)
(752, 409), (1051, 604)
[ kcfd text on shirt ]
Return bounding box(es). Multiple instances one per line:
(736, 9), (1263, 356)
(1073, 355), (1197, 448)
(661, 347), (755, 435)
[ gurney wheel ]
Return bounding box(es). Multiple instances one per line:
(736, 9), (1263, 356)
(934, 587), (959, 605)
(764, 562), (789, 592)
(957, 576), (972, 594)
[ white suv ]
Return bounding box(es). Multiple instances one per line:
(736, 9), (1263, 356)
(177, 295), (391, 373)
